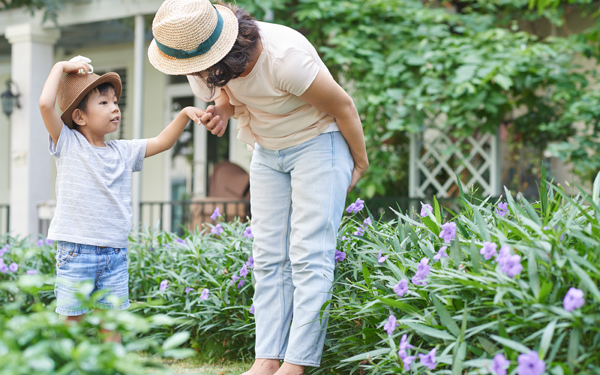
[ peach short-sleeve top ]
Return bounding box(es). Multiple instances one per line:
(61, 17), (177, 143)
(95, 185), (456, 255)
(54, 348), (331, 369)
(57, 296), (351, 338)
(187, 21), (336, 151)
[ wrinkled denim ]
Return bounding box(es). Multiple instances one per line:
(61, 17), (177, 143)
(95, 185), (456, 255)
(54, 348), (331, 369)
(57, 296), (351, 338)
(250, 132), (353, 367)
(55, 241), (129, 316)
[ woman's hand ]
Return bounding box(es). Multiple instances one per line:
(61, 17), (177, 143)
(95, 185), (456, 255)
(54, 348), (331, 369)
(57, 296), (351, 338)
(348, 161), (368, 194)
(200, 105), (230, 137)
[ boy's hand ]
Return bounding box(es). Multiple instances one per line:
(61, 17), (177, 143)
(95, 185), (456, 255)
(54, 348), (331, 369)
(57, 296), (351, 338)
(58, 61), (92, 75)
(181, 106), (206, 126)
(200, 105), (229, 137)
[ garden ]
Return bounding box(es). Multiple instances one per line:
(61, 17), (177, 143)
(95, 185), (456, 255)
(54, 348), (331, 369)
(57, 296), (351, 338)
(1, 171), (599, 374)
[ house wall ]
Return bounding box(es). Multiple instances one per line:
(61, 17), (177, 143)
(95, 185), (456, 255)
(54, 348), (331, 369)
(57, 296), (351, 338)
(0, 67), (10, 205)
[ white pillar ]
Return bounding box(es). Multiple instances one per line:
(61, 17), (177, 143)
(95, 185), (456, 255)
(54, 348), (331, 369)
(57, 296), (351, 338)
(5, 23), (60, 238)
(132, 14), (145, 230)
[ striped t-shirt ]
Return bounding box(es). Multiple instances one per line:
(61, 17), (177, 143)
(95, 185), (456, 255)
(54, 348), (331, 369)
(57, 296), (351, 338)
(47, 124), (147, 248)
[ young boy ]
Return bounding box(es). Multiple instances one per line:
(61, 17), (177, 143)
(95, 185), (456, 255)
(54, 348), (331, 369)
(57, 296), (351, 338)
(39, 58), (213, 337)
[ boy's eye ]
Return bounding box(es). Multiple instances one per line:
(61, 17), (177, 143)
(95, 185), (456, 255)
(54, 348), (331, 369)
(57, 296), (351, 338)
(100, 101), (107, 105)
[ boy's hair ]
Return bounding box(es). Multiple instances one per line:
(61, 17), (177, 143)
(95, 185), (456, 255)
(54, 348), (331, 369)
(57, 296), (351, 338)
(72, 82), (117, 129)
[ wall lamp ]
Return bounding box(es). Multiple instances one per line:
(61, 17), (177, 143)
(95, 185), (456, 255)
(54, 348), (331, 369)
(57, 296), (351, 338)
(1, 80), (20, 118)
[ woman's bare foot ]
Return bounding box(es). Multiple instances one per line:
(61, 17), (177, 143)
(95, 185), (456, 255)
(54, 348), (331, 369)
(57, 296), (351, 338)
(242, 359), (280, 375)
(274, 362), (305, 375)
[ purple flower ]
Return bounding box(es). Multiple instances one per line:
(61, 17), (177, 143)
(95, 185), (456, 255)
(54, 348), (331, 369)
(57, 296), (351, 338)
(346, 198), (365, 214)
(185, 286), (194, 295)
(26, 270), (38, 275)
(354, 227), (364, 236)
(377, 250), (388, 263)
(211, 224), (224, 235)
(8, 263), (18, 272)
(383, 315), (399, 335)
(496, 245), (511, 267)
(517, 351), (545, 375)
(211, 207), (221, 221)
(420, 203), (433, 217)
(200, 288), (209, 300)
(501, 255), (523, 278)
(246, 257), (254, 269)
(243, 226), (253, 239)
(37, 239), (44, 247)
(363, 217), (372, 227)
(240, 265), (249, 278)
(399, 352), (416, 371)
(563, 287), (584, 312)
(399, 334), (414, 351)
(393, 279), (409, 297)
(176, 238), (186, 244)
(496, 202), (509, 217)
(439, 222), (456, 243)
(341, 236), (347, 241)
(237, 279), (245, 289)
(45, 239), (54, 245)
(0, 263), (7, 274)
(419, 348), (437, 370)
(231, 275), (240, 286)
(480, 242), (498, 260)
(0, 246), (7, 257)
(249, 305), (255, 315)
(433, 246), (449, 262)
(334, 250), (346, 263)
(160, 280), (168, 291)
(412, 258), (431, 285)
(491, 353), (511, 375)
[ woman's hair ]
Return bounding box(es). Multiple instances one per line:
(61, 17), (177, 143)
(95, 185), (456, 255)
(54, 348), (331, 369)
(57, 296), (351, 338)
(193, 2), (259, 96)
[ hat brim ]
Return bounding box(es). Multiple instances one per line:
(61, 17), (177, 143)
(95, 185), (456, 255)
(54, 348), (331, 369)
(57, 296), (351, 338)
(60, 72), (122, 129)
(148, 4), (239, 76)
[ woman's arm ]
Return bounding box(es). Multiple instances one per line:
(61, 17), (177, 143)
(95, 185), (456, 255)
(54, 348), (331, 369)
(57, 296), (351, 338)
(299, 70), (369, 193)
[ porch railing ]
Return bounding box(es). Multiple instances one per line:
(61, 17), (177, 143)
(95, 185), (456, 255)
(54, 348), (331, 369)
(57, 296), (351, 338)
(140, 199), (251, 235)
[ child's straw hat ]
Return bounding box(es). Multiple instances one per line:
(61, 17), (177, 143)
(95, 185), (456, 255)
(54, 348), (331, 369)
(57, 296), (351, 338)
(148, 0), (239, 75)
(57, 72), (122, 129)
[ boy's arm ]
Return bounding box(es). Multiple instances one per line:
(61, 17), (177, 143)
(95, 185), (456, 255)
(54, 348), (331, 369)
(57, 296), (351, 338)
(145, 107), (208, 158)
(39, 61), (92, 144)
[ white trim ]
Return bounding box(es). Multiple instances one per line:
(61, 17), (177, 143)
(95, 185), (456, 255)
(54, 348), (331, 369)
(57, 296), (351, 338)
(0, 0), (165, 36)
(132, 14), (144, 230)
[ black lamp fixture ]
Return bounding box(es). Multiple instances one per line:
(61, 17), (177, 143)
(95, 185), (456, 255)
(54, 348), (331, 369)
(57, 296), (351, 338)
(1, 80), (20, 118)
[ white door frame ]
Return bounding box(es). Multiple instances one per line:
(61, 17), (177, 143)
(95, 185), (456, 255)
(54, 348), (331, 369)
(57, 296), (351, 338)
(162, 82), (207, 232)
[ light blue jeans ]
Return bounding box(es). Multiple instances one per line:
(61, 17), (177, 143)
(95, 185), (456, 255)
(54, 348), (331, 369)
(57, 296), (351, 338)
(250, 132), (353, 367)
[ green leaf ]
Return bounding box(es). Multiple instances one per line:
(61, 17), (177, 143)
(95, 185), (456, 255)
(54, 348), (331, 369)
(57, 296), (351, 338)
(162, 331), (190, 350)
(163, 348), (196, 359)
(432, 295), (461, 337)
(494, 73), (513, 90)
(469, 239), (481, 273)
(490, 335), (531, 354)
(363, 263), (372, 289)
(473, 209), (489, 242)
(433, 196), (442, 223)
(405, 323), (455, 341)
(341, 348), (390, 363)
(452, 237), (462, 266)
(570, 259), (600, 302)
(540, 163), (548, 217)
(452, 341), (466, 375)
(477, 336), (499, 355)
(567, 328), (580, 370)
(377, 297), (419, 315)
(528, 251), (540, 299)
(539, 319), (557, 359)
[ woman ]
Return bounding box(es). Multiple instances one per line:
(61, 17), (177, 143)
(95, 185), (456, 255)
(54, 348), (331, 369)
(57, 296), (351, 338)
(148, 1), (368, 374)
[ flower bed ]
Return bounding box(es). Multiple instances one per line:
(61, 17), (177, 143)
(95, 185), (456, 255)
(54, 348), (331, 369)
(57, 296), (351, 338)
(1, 172), (599, 374)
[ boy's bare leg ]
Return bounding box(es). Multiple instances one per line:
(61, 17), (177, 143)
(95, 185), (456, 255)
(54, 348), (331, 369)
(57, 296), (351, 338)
(242, 359), (280, 375)
(62, 312), (121, 343)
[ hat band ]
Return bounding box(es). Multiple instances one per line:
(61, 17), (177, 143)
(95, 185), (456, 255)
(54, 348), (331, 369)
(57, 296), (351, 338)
(155, 6), (224, 60)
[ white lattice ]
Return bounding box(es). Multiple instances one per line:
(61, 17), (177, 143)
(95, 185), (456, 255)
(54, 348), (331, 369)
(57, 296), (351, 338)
(409, 128), (500, 198)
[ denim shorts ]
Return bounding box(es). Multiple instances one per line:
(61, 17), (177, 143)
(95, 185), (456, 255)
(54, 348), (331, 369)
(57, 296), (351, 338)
(54, 241), (130, 316)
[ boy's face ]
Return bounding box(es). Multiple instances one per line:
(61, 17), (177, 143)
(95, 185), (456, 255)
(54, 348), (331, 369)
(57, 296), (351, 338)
(75, 88), (120, 134)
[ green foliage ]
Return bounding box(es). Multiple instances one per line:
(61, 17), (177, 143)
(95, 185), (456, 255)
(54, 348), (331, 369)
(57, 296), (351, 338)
(0, 276), (193, 374)
(3, 173), (600, 373)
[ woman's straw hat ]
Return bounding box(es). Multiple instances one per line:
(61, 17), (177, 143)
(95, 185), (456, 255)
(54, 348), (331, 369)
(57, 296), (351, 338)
(148, 0), (239, 75)
(58, 72), (122, 129)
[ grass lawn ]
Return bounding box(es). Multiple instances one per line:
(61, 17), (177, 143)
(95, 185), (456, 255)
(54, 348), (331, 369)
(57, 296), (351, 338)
(139, 353), (249, 374)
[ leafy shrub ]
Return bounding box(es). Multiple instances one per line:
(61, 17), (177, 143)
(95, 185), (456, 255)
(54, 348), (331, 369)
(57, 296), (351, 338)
(2, 173), (600, 374)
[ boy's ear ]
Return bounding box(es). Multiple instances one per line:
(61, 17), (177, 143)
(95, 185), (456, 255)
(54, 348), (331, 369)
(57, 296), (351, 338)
(72, 109), (86, 127)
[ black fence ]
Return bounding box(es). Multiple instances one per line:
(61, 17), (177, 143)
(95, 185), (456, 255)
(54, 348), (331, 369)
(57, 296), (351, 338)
(140, 199), (251, 236)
